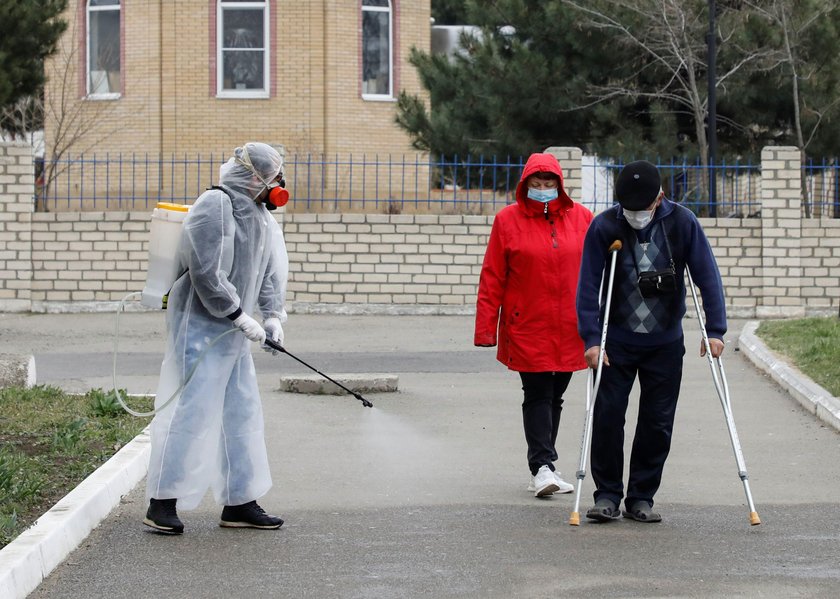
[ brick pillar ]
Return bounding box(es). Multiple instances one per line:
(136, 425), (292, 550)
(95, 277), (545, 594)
(543, 146), (582, 202)
(759, 145), (804, 318)
(0, 142), (34, 312)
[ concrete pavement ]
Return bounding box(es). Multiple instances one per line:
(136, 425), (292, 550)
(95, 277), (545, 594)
(1, 312), (839, 597)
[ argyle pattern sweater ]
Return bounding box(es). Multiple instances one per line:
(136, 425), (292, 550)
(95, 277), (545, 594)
(576, 199), (726, 349)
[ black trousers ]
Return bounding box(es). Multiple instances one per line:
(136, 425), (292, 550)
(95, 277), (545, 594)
(519, 371), (573, 476)
(590, 337), (685, 509)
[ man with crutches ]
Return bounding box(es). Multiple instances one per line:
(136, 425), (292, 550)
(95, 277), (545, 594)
(575, 160), (726, 524)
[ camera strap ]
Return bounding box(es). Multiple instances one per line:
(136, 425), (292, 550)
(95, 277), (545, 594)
(629, 220), (676, 278)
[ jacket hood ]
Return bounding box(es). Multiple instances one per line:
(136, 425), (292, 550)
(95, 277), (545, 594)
(515, 153), (574, 215)
(218, 142), (284, 200)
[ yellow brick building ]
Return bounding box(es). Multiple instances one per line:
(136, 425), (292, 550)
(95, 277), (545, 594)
(44, 1), (430, 170)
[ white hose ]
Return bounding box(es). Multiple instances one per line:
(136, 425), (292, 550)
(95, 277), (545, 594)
(112, 291), (237, 417)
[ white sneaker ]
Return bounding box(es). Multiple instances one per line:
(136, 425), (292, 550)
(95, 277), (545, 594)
(553, 471), (574, 494)
(533, 465), (560, 497)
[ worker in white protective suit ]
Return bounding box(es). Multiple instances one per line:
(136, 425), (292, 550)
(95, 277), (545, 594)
(144, 142), (289, 535)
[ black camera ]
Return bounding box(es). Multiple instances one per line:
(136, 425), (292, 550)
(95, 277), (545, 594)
(637, 268), (677, 298)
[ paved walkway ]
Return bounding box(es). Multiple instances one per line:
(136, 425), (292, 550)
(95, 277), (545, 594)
(2, 312), (840, 598)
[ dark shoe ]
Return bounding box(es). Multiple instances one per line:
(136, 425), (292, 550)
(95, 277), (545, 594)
(220, 501), (284, 529)
(586, 498), (621, 522)
(143, 498), (184, 534)
(623, 501), (662, 523)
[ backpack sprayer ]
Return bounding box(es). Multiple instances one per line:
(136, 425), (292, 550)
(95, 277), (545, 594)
(113, 201), (238, 417)
(113, 198), (372, 417)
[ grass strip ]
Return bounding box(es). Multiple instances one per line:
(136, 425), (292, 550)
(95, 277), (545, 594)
(756, 317), (840, 398)
(0, 386), (152, 548)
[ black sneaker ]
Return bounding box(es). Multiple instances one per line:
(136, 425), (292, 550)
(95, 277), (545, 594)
(220, 501), (284, 529)
(143, 498), (184, 534)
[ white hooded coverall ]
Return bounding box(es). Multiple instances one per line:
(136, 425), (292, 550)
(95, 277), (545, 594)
(146, 142), (288, 510)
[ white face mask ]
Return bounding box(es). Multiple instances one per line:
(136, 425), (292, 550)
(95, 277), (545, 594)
(624, 206), (655, 230)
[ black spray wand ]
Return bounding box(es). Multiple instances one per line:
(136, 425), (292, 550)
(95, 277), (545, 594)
(264, 338), (373, 408)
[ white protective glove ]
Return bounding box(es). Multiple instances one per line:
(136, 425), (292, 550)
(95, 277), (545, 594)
(233, 313), (266, 344)
(262, 317), (284, 355)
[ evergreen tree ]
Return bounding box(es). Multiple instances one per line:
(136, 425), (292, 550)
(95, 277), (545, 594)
(416, 0), (840, 162)
(729, 1), (840, 159)
(432, 0), (470, 25)
(399, 1), (650, 161)
(0, 0), (67, 131)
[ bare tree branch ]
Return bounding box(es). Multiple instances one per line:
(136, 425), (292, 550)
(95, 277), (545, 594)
(561, 0), (772, 172)
(37, 16), (139, 209)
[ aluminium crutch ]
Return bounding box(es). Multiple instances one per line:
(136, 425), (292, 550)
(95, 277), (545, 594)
(569, 239), (623, 526)
(685, 267), (760, 526)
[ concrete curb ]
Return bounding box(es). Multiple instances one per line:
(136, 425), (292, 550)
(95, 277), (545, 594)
(0, 354), (36, 389)
(0, 428), (151, 599)
(278, 373), (398, 395)
(738, 321), (840, 433)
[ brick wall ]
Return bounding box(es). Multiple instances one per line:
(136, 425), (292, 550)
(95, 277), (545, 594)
(45, 1), (429, 162)
(0, 144), (33, 312)
(759, 146), (805, 317)
(2, 143), (839, 318)
(801, 218), (840, 313)
(284, 213), (488, 310)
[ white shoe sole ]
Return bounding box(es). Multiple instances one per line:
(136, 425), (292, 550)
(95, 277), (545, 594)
(219, 520), (283, 529)
(142, 517), (183, 534)
(535, 482), (560, 497)
(554, 478), (575, 494)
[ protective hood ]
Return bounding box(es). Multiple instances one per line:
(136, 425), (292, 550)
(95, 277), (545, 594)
(218, 142), (284, 198)
(515, 153), (574, 215)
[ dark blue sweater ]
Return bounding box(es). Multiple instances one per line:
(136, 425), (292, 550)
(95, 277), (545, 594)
(576, 199), (726, 349)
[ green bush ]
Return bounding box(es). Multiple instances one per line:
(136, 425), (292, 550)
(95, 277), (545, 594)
(88, 388), (125, 418)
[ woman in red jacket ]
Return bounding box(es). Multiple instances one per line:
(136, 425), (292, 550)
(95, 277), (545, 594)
(474, 152), (593, 497)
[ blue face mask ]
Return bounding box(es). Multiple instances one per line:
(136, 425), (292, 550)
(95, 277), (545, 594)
(527, 188), (559, 203)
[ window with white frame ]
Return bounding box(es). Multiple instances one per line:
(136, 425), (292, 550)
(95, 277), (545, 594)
(218, 0), (269, 98)
(87, 0), (121, 97)
(362, 0), (393, 99)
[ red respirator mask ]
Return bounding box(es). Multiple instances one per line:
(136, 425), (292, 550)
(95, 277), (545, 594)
(264, 179), (289, 211)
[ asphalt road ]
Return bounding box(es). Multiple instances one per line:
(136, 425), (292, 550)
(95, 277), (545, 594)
(1, 312), (838, 598)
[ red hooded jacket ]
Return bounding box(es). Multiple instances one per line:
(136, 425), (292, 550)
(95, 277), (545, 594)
(474, 153), (593, 372)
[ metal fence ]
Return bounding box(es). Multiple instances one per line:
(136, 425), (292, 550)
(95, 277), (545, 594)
(804, 158), (840, 218)
(34, 152), (837, 216)
(586, 157), (761, 217)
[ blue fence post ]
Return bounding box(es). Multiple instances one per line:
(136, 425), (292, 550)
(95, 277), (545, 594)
(144, 153), (148, 207)
(440, 154), (446, 210)
(349, 153), (354, 209)
(117, 152), (122, 209)
(375, 153), (381, 211)
(400, 153), (406, 210)
(65, 155), (72, 211)
(452, 154), (458, 208)
(79, 154), (86, 211)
